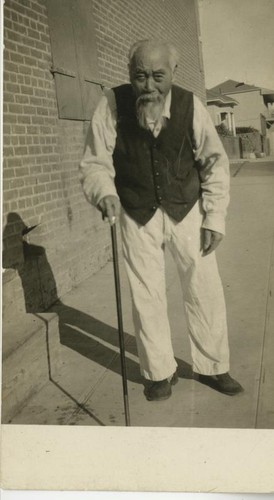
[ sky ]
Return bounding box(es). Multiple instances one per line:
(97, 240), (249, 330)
(198, 0), (274, 90)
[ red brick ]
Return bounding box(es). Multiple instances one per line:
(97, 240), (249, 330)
(26, 198), (33, 207)
(4, 189), (19, 201)
(37, 106), (48, 116)
(4, 39), (17, 51)
(23, 105), (36, 114)
(32, 68), (44, 78)
(15, 94), (30, 104)
(9, 52), (23, 64)
(26, 125), (38, 134)
(4, 92), (15, 102)
(8, 103), (23, 114)
(4, 19), (13, 30)
(19, 186), (33, 197)
(28, 145), (42, 155)
(27, 28), (40, 40)
(6, 82), (20, 93)
(18, 64), (32, 75)
(31, 116), (45, 125)
(10, 135), (19, 146)
(5, 157), (21, 168)
(9, 178), (25, 189)
(3, 168), (15, 179)
(40, 33), (49, 44)
(15, 166), (30, 176)
(12, 125), (26, 134)
(14, 146), (28, 155)
(21, 207), (36, 219)
(9, 200), (19, 211)
(35, 184), (46, 194)
(34, 88), (47, 97)
(3, 124), (11, 134)
(18, 199), (27, 209)
(20, 115), (32, 124)
(18, 45), (31, 56)
(20, 85), (34, 95)
(5, 114), (17, 124)
(4, 136), (11, 146)
(24, 55), (37, 66)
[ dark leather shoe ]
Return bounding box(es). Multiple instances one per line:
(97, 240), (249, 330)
(145, 370), (178, 401)
(198, 372), (244, 396)
(169, 370), (179, 386)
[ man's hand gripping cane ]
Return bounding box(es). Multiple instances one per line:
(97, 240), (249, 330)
(98, 195), (121, 225)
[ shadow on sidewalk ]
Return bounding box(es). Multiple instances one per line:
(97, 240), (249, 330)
(49, 301), (194, 385)
(50, 300), (143, 384)
(3, 213), (193, 424)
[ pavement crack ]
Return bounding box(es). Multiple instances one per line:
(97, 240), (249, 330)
(232, 161), (248, 177)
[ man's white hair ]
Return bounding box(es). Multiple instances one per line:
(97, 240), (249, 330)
(128, 39), (179, 71)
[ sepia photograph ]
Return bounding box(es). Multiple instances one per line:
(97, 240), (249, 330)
(1, 0), (274, 493)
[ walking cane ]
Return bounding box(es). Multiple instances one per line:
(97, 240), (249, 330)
(110, 217), (131, 426)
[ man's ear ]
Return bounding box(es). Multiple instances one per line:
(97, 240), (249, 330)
(128, 63), (133, 80)
(172, 64), (178, 81)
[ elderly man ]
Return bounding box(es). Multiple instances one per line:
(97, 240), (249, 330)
(79, 39), (243, 401)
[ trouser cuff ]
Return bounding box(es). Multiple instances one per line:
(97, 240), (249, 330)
(192, 362), (230, 376)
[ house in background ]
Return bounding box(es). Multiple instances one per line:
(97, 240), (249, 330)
(208, 79), (274, 155)
(264, 93), (274, 155)
(206, 89), (238, 136)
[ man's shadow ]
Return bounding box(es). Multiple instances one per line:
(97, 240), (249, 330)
(2, 213), (193, 424)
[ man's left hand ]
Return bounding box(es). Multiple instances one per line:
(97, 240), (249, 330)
(202, 229), (223, 256)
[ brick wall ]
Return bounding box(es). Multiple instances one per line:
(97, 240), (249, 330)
(2, 0), (205, 319)
(92, 0), (205, 100)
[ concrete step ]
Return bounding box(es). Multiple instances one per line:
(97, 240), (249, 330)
(2, 258), (137, 424)
(2, 310), (58, 422)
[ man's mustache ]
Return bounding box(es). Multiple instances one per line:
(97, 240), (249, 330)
(136, 92), (163, 104)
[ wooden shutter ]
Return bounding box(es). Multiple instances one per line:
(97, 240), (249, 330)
(47, 0), (103, 120)
(72, 0), (103, 120)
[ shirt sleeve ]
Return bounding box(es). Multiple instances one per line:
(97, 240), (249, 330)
(79, 88), (119, 207)
(193, 95), (230, 235)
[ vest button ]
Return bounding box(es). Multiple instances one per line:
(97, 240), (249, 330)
(158, 196), (162, 201)
(155, 171), (160, 176)
(152, 206), (157, 210)
(156, 185), (160, 189)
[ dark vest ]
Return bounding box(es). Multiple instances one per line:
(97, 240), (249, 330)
(112, 84), (201, 225)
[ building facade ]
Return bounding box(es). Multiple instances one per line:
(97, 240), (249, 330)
(206, 89), (238, 136)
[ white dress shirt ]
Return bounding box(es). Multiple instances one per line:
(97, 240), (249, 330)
(79, 88), (230, 234)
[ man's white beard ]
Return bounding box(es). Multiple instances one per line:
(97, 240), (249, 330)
(136, 94), (166, 130)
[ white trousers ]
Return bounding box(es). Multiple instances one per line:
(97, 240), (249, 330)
(120, 202), (230, 381)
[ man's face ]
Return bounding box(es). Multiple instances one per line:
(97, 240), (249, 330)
(129, 46), (175, 100)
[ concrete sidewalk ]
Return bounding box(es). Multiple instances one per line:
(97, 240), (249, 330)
(5, 159), (274, 427)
